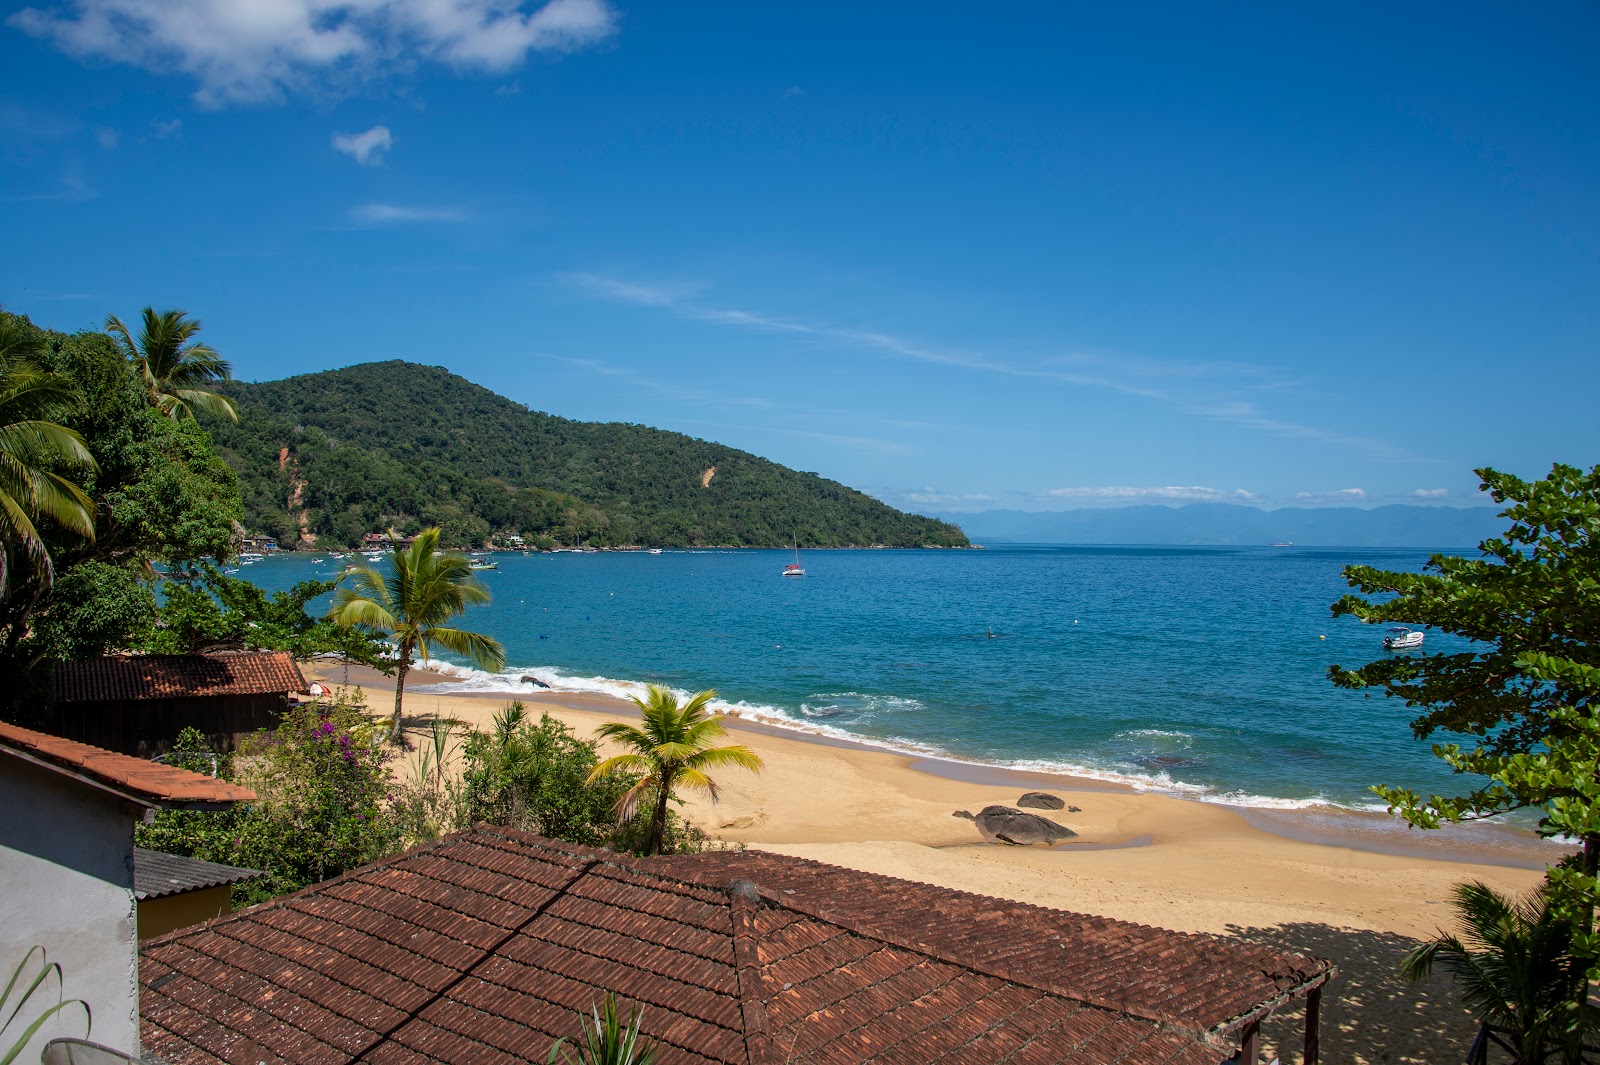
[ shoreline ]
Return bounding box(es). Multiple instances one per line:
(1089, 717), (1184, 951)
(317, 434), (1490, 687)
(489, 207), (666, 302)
(323, 660), (1556, 872)
(307, 661), (1552, 1063)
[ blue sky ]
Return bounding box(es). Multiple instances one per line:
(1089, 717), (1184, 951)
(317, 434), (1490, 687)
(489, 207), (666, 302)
(2, 2), (1595, 513)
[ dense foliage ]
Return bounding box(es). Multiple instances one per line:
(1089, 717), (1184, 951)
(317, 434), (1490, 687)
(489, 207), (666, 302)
(210, 360), (969, 549)
(456, 704), (635, 846)
(138, 699), (401, 906)
(1331, 464), (1600, 981)
(0, 311), (242, 689)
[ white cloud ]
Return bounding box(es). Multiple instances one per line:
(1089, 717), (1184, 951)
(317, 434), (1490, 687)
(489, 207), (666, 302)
(1295, 488), (1366, 503)
(93, 125), (119, 148)
(151, 118), (182, 139)
(1411, 488), (1448, 498)
(1043, 485), (1264, 503)
(350, 202), (467, 224)
(895, 487), (999, 507)
(9, 0), (618, 106)
(332, 124), (392, 165)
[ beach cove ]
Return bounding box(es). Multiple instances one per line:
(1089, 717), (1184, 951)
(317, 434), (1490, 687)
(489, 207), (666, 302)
(313, 660), (1552, 1065)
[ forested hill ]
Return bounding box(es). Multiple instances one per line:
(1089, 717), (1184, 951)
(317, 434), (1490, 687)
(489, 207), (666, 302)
(212, 361), (968, 550)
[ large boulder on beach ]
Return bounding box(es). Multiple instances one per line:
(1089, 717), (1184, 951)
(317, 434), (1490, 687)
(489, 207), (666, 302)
(1017, 792), (1064, 810)
(971, 805), (1076, 845)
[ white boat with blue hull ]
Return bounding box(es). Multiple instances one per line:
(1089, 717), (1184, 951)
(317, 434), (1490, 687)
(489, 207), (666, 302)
(1382, 626), (1423, 650)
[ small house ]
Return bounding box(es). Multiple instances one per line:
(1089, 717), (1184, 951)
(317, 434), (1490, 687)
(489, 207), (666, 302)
(51, 651), (308, 758)
(0, 722), (255, 1064)
(134, 848), (262, 940)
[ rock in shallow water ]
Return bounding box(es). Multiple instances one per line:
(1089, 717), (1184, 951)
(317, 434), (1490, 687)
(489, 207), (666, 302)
(971, 805), (1076, 845)
(1017, 791), (1065, 810)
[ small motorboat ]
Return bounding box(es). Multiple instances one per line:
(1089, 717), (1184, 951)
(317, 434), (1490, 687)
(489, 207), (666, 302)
(469, 559), (499, 571)
(1383, 626), (1424, 651)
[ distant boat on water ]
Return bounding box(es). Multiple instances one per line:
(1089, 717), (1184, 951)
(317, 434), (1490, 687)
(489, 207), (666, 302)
(783, 541), (805, 577)
(1382, 626), (1423, 650)
(1269, 541), (1293, 547)
(469, 559), (499, 571)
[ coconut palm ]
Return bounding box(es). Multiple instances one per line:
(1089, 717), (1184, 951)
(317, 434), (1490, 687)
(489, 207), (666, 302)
(0, 319), (96, 601)
(328, 527), (504, 742)
(588, 685), (762, 856)
(1401, 880), (1599, 1064)
(105, 307), (237, 422)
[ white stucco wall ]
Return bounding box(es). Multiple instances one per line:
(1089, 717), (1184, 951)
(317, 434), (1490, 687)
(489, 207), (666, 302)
(0, 758), (141, 1063)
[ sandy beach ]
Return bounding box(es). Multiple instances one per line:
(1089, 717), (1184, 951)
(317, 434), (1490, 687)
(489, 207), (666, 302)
(307, 661), (1552, 1065)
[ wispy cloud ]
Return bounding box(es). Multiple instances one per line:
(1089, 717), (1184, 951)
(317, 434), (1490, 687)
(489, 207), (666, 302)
(332, 124), (392, 165)
(775, 428), (915, 456)
(1411, 487), (1448, 498)
(350, 202), (468, 224)
(93, 125), (118, 149)
(546, 354), (772, 409)
(1043, 485), (1264, 503)
(563, 271), (1413, 460)
(151, 117), (182, 139)
(893, 487), (999, 507)
(1295, 488), (1367, 504)
(9, 0), (618, 107)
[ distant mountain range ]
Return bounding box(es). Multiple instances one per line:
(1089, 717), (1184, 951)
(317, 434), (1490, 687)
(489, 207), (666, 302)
(926, 503), (1504, 548)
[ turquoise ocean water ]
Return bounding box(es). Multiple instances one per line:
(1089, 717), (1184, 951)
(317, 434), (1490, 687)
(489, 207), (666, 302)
(239, 544), (1472, 813)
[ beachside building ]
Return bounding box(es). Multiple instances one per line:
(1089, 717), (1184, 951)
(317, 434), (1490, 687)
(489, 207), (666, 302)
(139, 825), (1334, 1064)
(51, 651), (308, 758)
(0, 722), (255, 1064)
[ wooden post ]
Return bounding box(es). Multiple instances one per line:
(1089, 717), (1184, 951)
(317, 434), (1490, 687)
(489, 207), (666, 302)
(1303, 985), (1321, 1065)
(1238, 1019), (1261, 1064)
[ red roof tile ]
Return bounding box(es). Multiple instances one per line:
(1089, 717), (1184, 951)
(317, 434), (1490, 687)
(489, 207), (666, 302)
(54, 652), (308, 703)
(0, 722), (257, 808)
(651, 849), (1331, 1036)
(139, 827), (1328, 1065)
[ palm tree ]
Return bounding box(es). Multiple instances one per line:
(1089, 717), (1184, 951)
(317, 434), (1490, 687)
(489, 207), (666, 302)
(1402, 880), (1599, 1064)
(0, 319), (96, 601)
(588, 685), (762, 856)
(328, 527), (505, 742)
(105, 307), (237, 422)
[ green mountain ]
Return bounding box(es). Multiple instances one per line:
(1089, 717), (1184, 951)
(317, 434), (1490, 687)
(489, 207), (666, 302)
(211, 361), (968, 550)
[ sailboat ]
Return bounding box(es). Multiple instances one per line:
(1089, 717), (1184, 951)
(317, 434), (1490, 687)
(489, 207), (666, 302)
(782, 540), (805, 577)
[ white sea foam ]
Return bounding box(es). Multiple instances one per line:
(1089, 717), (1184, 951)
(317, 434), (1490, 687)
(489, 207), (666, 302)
(408, 657), (1385, 815)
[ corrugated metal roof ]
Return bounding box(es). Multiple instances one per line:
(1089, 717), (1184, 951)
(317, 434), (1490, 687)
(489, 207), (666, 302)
(0, 722), (257, 808)
(134, 848), (263, 900)
(138, 826), (1329, 1064)
(54, 652), (307, 703)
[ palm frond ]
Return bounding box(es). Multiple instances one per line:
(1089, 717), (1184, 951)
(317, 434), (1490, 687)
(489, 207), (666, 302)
(422, 625), (505, 671)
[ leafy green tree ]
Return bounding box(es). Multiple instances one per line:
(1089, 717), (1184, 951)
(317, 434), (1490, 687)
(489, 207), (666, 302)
(0, 321), (241, 682)
(329, 526), (505, 741)
(0, 318), (96, 602)
(148, 562), (390, 667)
(457, 703), (633, 845)
(588, 686), (762, 856)
(1331, 464), (1600, 955)
(105, 308), (237, 422)
(1402, 881), (1599, 1064)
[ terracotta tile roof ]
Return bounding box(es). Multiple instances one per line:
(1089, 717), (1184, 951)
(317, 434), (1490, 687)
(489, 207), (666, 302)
(139, 827), (1328, 1065)
(651, 850), (1331, 1037)
(135, 849), (264, 901)
(0, 722), (257, 808)
(54, 652), (308, 703)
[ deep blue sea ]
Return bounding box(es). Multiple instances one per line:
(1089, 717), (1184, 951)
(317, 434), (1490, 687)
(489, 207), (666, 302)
(237, 544), (1471, 813)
